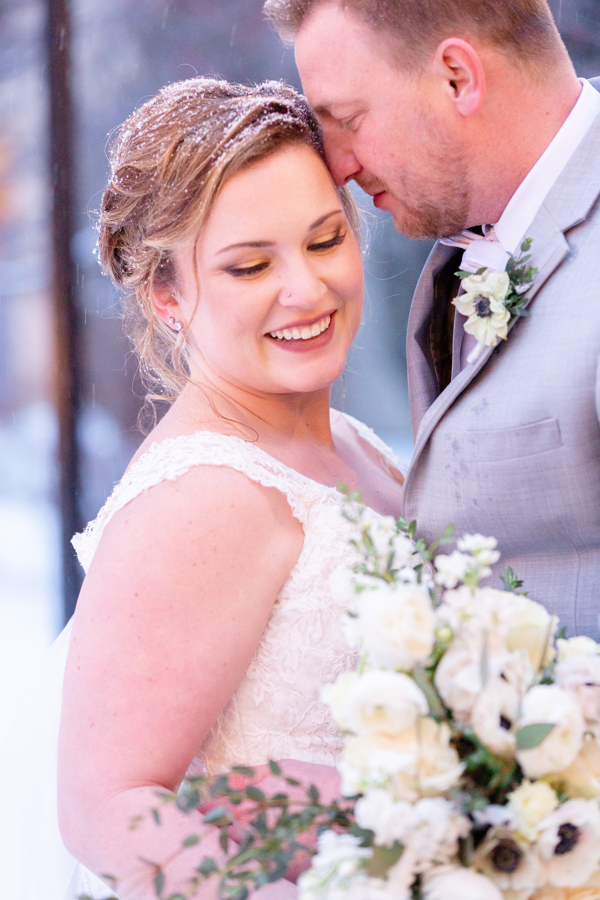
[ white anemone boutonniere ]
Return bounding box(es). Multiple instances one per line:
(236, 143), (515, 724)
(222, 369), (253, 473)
(454, 238), (538, 363)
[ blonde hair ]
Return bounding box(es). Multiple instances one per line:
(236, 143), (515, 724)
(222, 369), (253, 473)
(98, 77), (358, 418)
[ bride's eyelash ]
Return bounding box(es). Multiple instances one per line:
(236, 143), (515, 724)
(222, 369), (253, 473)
(226, 261), (270, 278)
(308, 230), (346, 252)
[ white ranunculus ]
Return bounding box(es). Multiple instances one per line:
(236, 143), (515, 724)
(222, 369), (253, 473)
(323, 669), (428, 738)
(516, 685), (585, 779)
(508, 781), (559, 842)
(556, 654), (600, 726)
(422, 864), (504, 900)
(557, 636), (600, 662)
(505, 596), (557, 670)
(535, 798), (600, 888)
(338, 732), (416, 797)
(345, 581), (436, 670)
(472, 676), (520, 757)
(434, 550), (472, 589)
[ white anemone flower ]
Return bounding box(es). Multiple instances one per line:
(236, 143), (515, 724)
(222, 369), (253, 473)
(453, 269), (511, 347)
(535, 798), (600, 888)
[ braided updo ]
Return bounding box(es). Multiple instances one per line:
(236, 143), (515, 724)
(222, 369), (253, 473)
(98, 77), (358, 410)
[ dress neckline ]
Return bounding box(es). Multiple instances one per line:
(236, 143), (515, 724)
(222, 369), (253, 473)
(126, 411), (403, 504)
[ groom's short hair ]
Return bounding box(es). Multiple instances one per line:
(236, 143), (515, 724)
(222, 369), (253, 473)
(264, 0), (565, 73)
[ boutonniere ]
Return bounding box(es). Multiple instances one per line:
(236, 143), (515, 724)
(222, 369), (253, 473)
(453, 238), (538, 364)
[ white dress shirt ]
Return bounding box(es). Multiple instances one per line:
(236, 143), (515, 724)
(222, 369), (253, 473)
(452, 78), (600, 375)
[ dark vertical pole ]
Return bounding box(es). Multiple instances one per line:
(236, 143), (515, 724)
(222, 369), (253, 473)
(46, 0), (83, 624)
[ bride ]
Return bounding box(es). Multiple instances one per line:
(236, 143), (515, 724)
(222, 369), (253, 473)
(0, 78), (405, 900)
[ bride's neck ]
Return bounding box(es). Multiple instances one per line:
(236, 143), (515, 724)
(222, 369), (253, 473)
(171, 376), (335, 449)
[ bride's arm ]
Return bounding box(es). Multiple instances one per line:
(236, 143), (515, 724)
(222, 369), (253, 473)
(58, 465), (304, 900)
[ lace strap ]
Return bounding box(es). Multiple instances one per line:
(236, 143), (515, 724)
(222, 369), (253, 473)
(339, 412), (407, 477)
(72, 432), (333, 573)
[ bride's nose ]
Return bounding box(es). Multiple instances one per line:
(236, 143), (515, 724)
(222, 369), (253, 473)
(279, 260), (328, 309)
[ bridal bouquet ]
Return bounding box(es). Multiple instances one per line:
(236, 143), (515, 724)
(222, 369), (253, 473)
(130, 502), (600, 900)
(298, 500), (600, 900)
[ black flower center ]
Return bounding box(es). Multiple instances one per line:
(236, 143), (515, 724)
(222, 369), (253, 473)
(499, 715), (512, 730)
(474, 295), (492, 317)
(491, 838), (523, 873)
(555, 823), (581, 855)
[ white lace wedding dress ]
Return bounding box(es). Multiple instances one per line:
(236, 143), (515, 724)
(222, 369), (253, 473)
(0, 413), (405, 900)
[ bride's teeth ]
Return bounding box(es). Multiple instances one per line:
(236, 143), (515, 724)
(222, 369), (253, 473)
(269, 314), (332, 341)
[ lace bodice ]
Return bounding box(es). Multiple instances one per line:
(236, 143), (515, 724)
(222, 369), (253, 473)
(72, 413), (405, 776)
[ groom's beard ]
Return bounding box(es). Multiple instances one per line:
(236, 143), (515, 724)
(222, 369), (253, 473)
(358, 124), (471, 241)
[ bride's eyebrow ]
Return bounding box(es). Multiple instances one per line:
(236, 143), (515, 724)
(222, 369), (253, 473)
(216, 210), (344, 255)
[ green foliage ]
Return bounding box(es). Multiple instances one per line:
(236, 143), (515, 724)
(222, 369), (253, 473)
(501, 567), (525, 593)
(515, 723), (555, 750)
(366, 842), (403, 878)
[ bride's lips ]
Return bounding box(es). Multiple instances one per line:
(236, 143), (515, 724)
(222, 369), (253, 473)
(265, 311), (336, 353)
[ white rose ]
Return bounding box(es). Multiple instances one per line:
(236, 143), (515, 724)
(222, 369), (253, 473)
(339, 718), (463, 801)
(557, 636), (600, 662)
(345, 581), (436, 670)
(536, 798), (600, 888)
(551, 734), (600, 800)
(422, 864), (503, 900)
(321, 671), (361, 732)
(517, 685), (585, 779)
(472, 676), (520, 757)
(323, 669), (428, 738)
(505, 597), (557, 670)
(434, 630), (509, 724)
(508, 781), (559, 842)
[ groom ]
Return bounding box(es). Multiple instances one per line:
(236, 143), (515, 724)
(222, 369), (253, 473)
(265, 0), (600, 638)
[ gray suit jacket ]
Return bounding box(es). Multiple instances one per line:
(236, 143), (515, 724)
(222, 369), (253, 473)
(403, 77), (600, 638)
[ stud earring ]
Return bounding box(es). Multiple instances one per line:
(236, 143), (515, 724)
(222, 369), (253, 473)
(168, 317), (183, 332)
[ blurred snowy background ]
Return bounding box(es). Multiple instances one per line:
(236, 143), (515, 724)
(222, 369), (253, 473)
(0, 0), (599, 742)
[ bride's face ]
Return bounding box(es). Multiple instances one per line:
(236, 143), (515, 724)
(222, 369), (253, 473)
(170, 143), (364, 397)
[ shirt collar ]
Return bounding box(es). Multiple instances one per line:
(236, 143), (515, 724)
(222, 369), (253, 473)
(494, 78), (600, 255)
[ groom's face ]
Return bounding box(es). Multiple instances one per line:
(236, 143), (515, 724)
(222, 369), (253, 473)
(296, 5), (471, 240)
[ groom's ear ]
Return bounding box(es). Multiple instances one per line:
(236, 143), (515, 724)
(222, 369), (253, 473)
(432, 38), (485, 118)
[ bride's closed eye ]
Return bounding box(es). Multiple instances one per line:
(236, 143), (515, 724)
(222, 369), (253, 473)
(225, 260), (270, 278)
(307, 228), (346, 253)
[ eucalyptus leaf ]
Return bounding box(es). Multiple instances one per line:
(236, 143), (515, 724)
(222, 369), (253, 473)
(232, 765), (256, 777)
(197, 856), (218, 877)
(366, 842), (403, 878)
(182, 834), (200, 847)
(154, 870), (165, 897)
(516, 722), (555, 750)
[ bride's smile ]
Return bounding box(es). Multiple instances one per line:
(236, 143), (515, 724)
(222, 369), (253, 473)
(156, 143), (364, 398)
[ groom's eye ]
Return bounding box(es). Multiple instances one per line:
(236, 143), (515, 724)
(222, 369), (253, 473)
(308, 230), (346, 252)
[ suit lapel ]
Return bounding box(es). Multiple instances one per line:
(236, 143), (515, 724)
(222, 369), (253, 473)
(405, 104), (600, 484)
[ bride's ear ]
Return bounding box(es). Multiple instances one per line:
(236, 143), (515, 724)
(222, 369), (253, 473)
(152, 283), (186, 331)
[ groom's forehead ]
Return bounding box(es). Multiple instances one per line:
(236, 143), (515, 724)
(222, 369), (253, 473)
(295, 5), (391, 102)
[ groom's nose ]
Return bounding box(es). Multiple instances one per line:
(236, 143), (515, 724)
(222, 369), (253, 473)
(323, 133), (362, 187)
